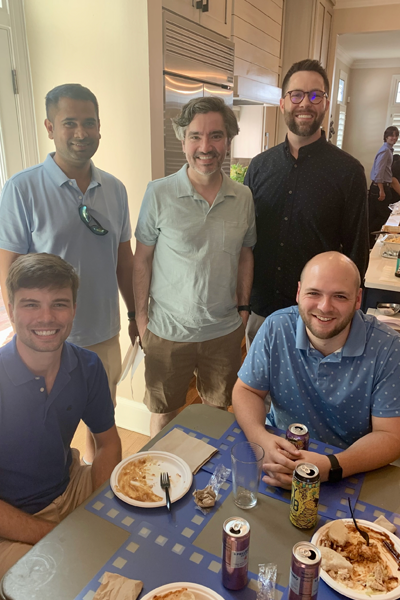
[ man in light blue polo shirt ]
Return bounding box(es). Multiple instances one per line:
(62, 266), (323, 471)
(233, 251), (400, 489)
(134, 97), (256, 437)
(0, 84), (136, 463)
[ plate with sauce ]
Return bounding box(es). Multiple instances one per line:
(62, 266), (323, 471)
(110, 451), (193, 508)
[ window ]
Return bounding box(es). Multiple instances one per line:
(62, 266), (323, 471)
(397, 81), (400, 104)
(336, 106), (346, 150)
(386, 75), (400, 154)
(337, 78), (345, 103)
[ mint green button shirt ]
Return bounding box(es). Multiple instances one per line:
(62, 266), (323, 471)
(135, 165), (257, 342)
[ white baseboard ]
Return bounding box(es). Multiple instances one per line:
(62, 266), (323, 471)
(115, 396), (151, 436)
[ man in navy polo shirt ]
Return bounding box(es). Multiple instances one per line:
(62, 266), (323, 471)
(232, 251), (400, 489)
(0, 253), (121, 578)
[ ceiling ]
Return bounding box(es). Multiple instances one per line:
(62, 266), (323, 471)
(337, 30), (400, 61)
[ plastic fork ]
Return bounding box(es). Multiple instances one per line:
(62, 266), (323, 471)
(348, 497), (369, 546)
(160, 472), (171, 511)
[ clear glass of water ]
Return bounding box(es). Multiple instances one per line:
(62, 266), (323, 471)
(231, 441), (265, 509)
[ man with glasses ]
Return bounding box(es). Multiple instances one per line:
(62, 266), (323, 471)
(244, 59), (369, 347)
(0, 84), (136, 463)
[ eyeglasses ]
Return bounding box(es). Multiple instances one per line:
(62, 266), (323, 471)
(79, 205), (108, 236)
(284, 90), (328, 105)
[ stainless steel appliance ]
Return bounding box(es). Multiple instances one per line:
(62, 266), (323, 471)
(163, 11), (234, 176)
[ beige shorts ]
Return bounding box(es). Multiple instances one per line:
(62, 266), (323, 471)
(142, 324), (244, 414)
(84, 334), (122, 406)
(0, 449), (92, 580)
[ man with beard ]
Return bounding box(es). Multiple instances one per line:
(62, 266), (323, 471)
(232, 252), (400, 489)
(244, 59), (369, 347)
(0, 84), (136, 464)
(134, 97), (256, 437)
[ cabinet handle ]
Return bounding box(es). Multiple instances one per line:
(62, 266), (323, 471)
(202, 0), (209, 12)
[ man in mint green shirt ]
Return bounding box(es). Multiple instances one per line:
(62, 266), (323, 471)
(134, 97), (256, 437)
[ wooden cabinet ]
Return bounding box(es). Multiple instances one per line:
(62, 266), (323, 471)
(162, 0), (232, 37)
(312, 0), (333, 69)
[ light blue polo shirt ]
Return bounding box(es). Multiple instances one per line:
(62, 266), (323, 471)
(135, 165), (256, 342)
(238, 307), (400, 449)
(0, 154), (131, 346)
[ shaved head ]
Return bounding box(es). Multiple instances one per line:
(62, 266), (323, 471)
(300, 252), (361, 291)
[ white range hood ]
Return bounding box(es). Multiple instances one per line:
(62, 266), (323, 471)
(233, 75), (281, 106)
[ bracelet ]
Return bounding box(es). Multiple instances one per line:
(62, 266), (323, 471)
(237, 305), (251, 314)
(127, 311), (136, 321)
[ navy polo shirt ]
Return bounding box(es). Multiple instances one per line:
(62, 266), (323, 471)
(238, 307), (400, 449)
(0, 337), (115, 514)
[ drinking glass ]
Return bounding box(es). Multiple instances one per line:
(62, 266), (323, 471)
(231, 441), (265, 509)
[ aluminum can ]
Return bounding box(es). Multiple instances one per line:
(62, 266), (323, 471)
(222, 517), (250, 590)
(286, 423), (310, 450)
(290, 463), (320, 529)
(288, 542), (321, 600)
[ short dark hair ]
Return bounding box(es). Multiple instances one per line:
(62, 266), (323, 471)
(45, 84), (99, 120)
(384, 126), (399, 141)
(7, 253), (80, 306)
(281, 59), (330, 97)
(172, 97), (239, 141)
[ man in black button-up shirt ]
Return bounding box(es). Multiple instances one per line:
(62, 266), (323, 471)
(244, 59), (369, 346)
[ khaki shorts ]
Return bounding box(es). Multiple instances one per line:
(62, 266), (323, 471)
(0, 449), (92, 580)
(142, 324), (244, 414)
(84, 334), (122, 406)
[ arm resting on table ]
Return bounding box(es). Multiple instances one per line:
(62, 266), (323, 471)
(0, 249), (22, 319)
(91, 425), (122, 491)
(0, 499), (55, 544)
(116, 240), (138, 342)
(132, 240), (155, 340)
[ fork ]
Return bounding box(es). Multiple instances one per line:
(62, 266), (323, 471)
(348, 497), (369, 546)
(160, 472), (171, 512)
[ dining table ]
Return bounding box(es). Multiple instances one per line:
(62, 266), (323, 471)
(2, 404), (400, 600)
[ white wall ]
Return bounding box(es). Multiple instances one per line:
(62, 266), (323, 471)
(23, 0), (154, 431)
(343, 66), (399, 183)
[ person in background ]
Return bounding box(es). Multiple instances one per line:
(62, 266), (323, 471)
(232, 252), (400, 489)
(369, 126), (399, 247)
(134, 97), (256, 437)
(0, 84), (137, 464)
(0, 253), (121, 579)
(244, 59), (369, 348)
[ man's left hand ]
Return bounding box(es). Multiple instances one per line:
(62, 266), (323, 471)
(239, 310), (249, 328)
(128, 319), (139, 345)
(294, 450), (331, 482)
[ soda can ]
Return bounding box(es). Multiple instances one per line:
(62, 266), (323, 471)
(288, 541), (321, 600)
(290, 463), (320, 529)
(222, 517), (250, 590)
(286, 423), (310, 450)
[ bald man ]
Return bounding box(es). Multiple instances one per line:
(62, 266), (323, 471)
(232, 252), (400, 489)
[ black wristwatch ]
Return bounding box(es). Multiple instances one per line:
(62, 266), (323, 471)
(327, 454), (343, 483)
(238, 305), (252, 314)
(127, 311), (136, 322)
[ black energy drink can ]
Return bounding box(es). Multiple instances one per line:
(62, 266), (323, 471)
(288, 542), (321, 600)
(222, 517), (250, 590)
(286, 423), (310, 450)
(290, 463), (320, 529)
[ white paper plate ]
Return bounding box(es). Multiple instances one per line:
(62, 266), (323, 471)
(110, 451), (192, 508)
(311, 519), (400, 600)
(140, 582), (225, 600)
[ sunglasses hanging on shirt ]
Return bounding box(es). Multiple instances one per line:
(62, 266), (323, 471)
(79, 205), (108, 236)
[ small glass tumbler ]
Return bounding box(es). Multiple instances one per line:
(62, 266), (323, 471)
(231, 441), (265, 509)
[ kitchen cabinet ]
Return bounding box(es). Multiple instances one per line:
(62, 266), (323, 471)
(162, 0), (232, 38)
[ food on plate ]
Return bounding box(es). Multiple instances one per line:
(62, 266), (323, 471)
(116, 457), (162, 502)
(152, 588), (195, 600)
(318, 521), (399, 594)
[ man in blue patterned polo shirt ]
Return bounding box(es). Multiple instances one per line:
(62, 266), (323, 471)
(232, 251), (400, 489)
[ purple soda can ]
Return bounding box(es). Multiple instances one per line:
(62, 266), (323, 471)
(286, 423), (310, 451)
(222, 517), (250, 590)
(288, 542), (321, 600)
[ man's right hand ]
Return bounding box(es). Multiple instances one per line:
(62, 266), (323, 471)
(261, 433), (302, 489)
(136, 315), (149, 344)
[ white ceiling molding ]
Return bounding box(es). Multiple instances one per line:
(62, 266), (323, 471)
(336, 45), (354, 67)
(352, 56), (400, 68)
(335, 0), (400, 8)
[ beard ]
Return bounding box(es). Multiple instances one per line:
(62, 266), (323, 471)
(283, 108), (325, 138)
(298, 304), (357, 340)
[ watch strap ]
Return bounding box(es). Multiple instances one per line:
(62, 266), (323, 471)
(238, 305), (251, 314)
(327, 454), (343, 483)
